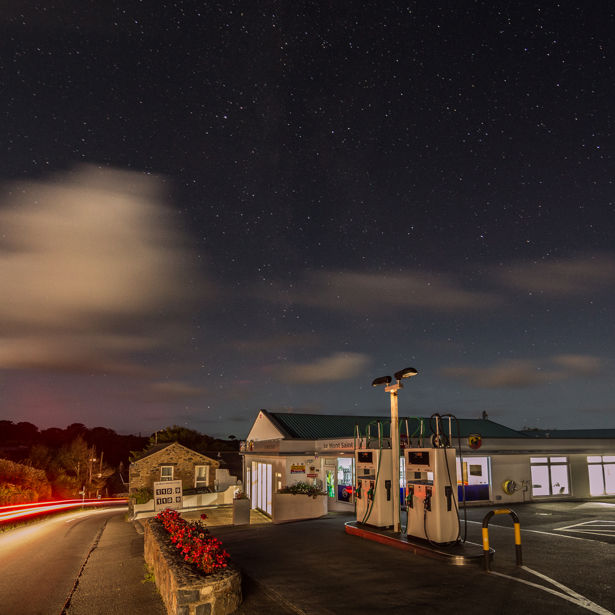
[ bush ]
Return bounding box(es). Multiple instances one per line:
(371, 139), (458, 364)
(0, 459), (52, 504)
(278, 481), (326, 498)
(131, 487), (153, 504)
(155, 509), (229, 575)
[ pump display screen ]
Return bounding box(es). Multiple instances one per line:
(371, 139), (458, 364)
(357, 451), (373, 463)
(408, 451), (430, 466)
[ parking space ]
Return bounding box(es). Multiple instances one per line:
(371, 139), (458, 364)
(211, 502), (615, 614)
(463, 500), (615, 545)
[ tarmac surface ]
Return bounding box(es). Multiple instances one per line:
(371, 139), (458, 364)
(65, 501), (615, 614)
(65, 513), (166, 615)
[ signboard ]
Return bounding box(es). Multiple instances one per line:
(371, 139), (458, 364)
(317, 439), (354, 451)
(153, 480), (183, 511)
(468, 434), (482, 450)
(290, 464), (305, 474)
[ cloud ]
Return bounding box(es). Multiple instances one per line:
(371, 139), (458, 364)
(265, 270), (500, 313)
(442, 354), (603, 389)
(495, 254), (615, 296)
(150, 381), (207, 399)
(0, 165), (208, 373)
(551, 354), (603, 374)
(275, 352), (371, 383)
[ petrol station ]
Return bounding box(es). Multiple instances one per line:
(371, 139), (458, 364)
(241, 372), (615, 544)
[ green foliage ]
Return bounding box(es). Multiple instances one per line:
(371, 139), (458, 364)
(278, 481), (326, 497)
(23, 435), (115, 499)
(142, 563), (156, 584)
(132, 487), (153, 504)
(0, 458), (52, 504)
(130, 425), (239, 462)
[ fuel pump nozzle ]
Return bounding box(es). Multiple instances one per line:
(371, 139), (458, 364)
(368, 480), (375, 501)
(424, 487), (432, 512)
(406, 486), (414, 509)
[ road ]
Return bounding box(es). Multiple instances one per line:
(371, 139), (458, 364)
(0, 500), (612, 615)
(0, 507), (163, 615)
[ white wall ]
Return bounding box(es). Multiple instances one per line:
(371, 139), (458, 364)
(246, 411), (285, 441)
(490, 454), (532, 504)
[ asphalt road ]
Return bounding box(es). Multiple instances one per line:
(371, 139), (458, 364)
(1, 500), (612, 614)
(215, 500), (615, 615)
(0, 507), (166, 615)
(0, 509), (116, 615)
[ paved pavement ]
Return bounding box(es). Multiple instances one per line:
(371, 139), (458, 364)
(65, 513), (166, 615)
(65, 509), (290, 615)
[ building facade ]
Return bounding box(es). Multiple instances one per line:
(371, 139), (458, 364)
(241, 410), (615, 516)
(129, 441), (220, 495)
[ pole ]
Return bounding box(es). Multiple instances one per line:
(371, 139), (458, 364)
(389, 386), (401, 533)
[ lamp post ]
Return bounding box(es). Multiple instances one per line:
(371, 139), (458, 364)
(372, 366), (418, 533)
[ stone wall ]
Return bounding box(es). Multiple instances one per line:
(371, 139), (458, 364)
(130, 443), (219, 494)
(144, 519), (241, 615)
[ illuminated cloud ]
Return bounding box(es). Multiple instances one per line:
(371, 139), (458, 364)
(150, 381), (207, 398)
(495, 254), (615, 296)
(551, 354), (603, 374)
(442, 354), (603, 389)
(266, 270), (500, 313)
(0, 165), (207, 373)
(276, 352), (370, 383)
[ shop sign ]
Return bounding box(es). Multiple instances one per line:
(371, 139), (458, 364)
(318, 439), (354, 451)
(468, 434), (482, 450)
(307, 473), (317, 478)
(153, 480), (183, 511)
(290, 464), (306, 474)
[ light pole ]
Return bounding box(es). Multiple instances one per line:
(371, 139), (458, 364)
(372, 366), (418, 533)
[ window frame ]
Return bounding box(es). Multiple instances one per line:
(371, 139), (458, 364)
(194, 464), (209, 488)
(530, 456), (570, 497)
(160, 465), (174, 481)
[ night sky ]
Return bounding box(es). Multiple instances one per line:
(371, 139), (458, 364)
(2, 2), (615, 437)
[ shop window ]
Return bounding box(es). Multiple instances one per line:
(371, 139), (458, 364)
(587, 455), (615, 496)
(251, 461), (272, 515)
(456, 457), (491, 501)
(160, 465), (174, 481)
(530, 457), (569, 496)
(337, 457), (354, 501)
(194, 465), (208, 488)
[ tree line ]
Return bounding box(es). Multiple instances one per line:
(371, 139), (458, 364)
(0, 421), (240, 504)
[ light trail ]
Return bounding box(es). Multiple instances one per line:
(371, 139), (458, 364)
(0, 498), (127, 523)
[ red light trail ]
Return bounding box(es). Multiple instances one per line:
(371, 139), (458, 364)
(0, 498), (127, 523)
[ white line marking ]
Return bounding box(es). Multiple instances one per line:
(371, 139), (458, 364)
(488, 568), (613, 615)
(466, 519), (590, 542)
(554, 520), (615, 537)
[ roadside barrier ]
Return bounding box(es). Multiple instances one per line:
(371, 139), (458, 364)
(481, 508), (522, 572)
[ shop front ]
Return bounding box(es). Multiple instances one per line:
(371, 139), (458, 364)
(316, 438), (356, 512)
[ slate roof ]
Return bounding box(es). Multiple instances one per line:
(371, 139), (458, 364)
(265, 411), (528, 440)
(521, 428), (615, 439)
(130, 441), (219, 464)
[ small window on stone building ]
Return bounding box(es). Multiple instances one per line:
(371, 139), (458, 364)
(195, 465), (209, 488)
(160, 466), (174, 481)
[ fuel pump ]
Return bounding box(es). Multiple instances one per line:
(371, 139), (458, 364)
(355, 443), (394, 528)
(405, 446), (459, 544)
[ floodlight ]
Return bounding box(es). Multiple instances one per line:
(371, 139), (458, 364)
(394, 367), (418, 381)
(371, 375), (392, 387)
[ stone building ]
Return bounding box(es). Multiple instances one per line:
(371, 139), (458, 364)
(129, 441), (220, 494)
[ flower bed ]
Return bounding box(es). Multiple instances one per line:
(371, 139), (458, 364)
(277, 481), (326, 498)
(144, 510), (241, 615)
(157, 509), (229, 574)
